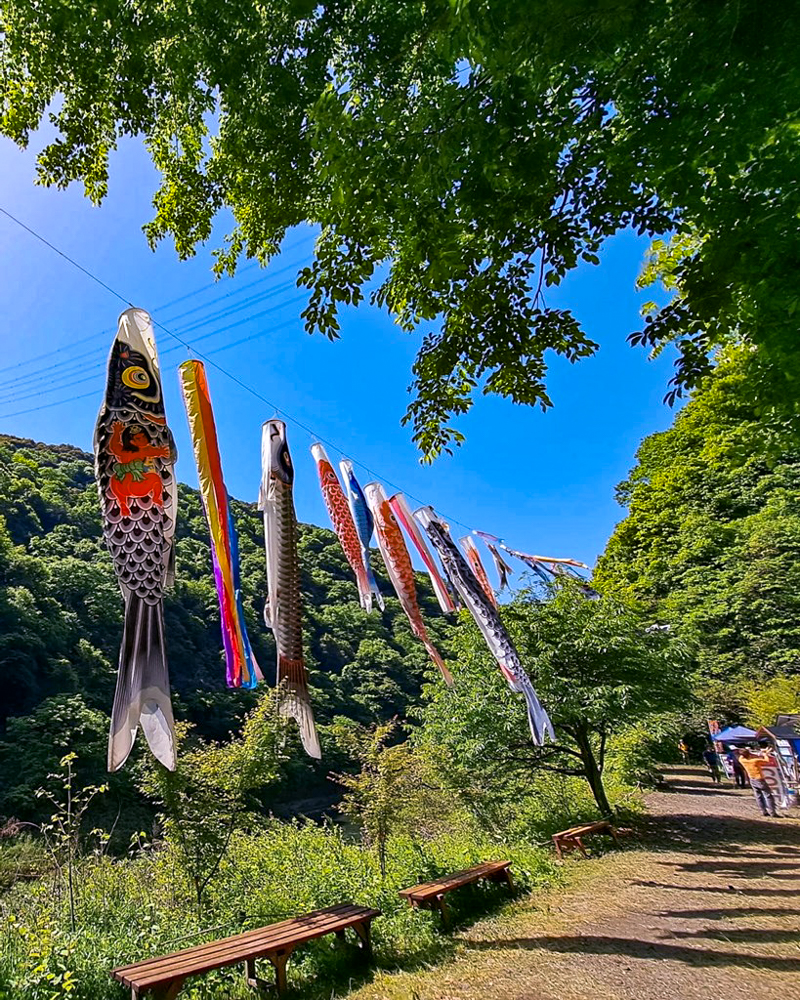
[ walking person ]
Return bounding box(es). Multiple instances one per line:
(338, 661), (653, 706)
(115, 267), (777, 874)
(679, 739), (690, 764)
(738, 748), (780, 817)
(702, 746), (722, 784)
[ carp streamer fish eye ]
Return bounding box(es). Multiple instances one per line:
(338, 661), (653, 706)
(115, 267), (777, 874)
(121, 365), (150, 389)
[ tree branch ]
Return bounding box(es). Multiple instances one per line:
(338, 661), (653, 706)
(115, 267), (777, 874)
(507, 740), (583, 761)
(533, 762), (585, 777)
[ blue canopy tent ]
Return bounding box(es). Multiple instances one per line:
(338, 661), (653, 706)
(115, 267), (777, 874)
(711, 725), (757, 743)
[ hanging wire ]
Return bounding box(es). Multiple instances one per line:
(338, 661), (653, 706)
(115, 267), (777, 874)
(0, 205), (476, 534)
(0, 389), (100, 419)
(0, 241), (313, 391)
(0, 292), (309, 406)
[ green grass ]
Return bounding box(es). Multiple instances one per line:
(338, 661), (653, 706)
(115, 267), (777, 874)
(0, 820), (560, 1000)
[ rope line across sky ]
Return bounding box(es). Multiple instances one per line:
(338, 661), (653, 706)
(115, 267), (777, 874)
(0, 286), (308, 406)
(0, 244), (314, 393)
(0, 205), (477, 535)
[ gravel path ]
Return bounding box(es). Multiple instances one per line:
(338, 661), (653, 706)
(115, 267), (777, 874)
(354, 767), (800, 1000)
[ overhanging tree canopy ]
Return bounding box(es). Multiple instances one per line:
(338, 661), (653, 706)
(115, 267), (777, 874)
(1, 1), (797, 456)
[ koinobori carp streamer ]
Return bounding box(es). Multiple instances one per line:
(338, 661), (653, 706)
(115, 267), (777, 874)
(365, 482), (453, 687)
(94, 308), (178, 772)
(259, 419), (321, 758)
(459, 534), (497, 607)
(312, 444), (373, 611)
(340, 459), (384, 612)
(485, 541), (514, 592)
(416, 507), (554, 745)
(389, 492), (455, 614)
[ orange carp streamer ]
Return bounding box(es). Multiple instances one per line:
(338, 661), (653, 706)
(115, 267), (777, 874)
(311, 443), (373, 611)
(388, 492), (455, 613)
(459, 534), (497, 607)
(365, 482), (453, 687)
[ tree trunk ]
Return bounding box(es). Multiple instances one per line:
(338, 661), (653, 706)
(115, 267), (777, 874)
(574, 729), (613, 817)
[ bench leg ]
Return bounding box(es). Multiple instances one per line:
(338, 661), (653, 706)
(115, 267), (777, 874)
(557, 837), (579, 858)
(609, 826), (620, 847)
(352, 919), (374, 960)
(407, 895), (450, 930)
(574, 837), (588, 858)
(244, 957), (270, 991)
(435, 894), (451, 930)
(487, 868), (514, 892)
(275, 954), (289, 997)
(263, 948), (293, 996)
(552, 836), (564, 860)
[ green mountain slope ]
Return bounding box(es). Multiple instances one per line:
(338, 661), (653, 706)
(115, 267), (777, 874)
(0, 433), (448, 820)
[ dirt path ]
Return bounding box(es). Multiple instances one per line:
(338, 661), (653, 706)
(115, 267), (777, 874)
(353, 767), (800, 1000)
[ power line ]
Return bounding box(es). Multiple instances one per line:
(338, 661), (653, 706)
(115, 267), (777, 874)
(0, 206), (130, 307)
(0, 388), (100, 419)
(153, 260), (261, 314)
(165, 292), (309, 352)
(0, 206), (474, 533)
(0, 313), (303, 416)
(0, 368), (105, 406)
(0, 326), (117, 379)
(158, 254), (307, 327)
(0, 285), (308, 404)
(0, 342), (113, 392)
(0, 237), (313, 389)
(171, 279), (298, 336)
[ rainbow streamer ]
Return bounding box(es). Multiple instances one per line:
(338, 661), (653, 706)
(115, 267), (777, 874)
(179, 360), (261, 689)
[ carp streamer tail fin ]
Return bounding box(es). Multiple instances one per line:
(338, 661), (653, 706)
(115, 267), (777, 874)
(365, 562), (385, 612)
(109, 596), (176, 772)
(519, 676), (554, 746)
(425, 643), (455, 688)
(278, 658), (322, 759)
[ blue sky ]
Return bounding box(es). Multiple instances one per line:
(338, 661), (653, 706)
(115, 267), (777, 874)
(0, 132), (677, 568)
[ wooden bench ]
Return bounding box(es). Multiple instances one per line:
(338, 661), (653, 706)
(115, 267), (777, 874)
(552, 820), (619, 860)
(399, 860), (513, 929)
(111, 902), (380, 998)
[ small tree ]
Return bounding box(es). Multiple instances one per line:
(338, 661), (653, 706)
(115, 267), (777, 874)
(138, 692), (284, 918)
(330, 720), (420, 879)
(35, 753), (107, 930)
(417, 582), (691, 817)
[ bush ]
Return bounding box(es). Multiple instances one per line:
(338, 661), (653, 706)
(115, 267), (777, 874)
(605, 719), (681, 789)
(0, 835), (48, 891)
(742, 674), (800, 729)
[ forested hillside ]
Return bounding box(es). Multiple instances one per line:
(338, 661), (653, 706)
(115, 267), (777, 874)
(0, 433), (448, 821)
(595, 348), (800, 685)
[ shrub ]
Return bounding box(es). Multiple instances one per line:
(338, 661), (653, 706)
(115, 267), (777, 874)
(605, 718), (681, 788)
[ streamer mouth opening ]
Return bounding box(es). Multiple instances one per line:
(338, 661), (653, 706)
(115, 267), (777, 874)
(117, 307), (160, 377)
